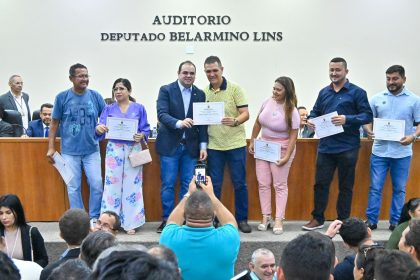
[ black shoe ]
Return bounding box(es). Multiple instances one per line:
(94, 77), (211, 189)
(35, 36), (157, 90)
(156, 221), (167, 233)
(238, 221), (252, 233)
(389, 224), (397, 231)
(365, 220), (377, 230)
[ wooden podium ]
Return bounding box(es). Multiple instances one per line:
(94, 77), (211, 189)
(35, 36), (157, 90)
(0, 138), (418, 221)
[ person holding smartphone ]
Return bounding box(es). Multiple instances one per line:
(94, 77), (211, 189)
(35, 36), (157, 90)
(249, 76), (299, 235)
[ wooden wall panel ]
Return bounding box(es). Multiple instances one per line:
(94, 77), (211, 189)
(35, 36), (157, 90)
(1, 138), (419, 222)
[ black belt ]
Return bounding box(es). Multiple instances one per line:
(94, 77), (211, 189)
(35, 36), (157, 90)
(180, 139), (187, 145)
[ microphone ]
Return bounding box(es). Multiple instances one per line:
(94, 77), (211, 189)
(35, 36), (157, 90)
(10, 123), (28, 137)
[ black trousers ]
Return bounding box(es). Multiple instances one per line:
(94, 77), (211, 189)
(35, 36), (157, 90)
(311, 148), (359, 224)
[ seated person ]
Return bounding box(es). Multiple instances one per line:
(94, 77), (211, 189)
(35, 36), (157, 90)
(387, 197), (420, 249)
(0, 104), (13, 137)
(233, 248), (277, 280)
(25, 103), (59, 137)
(93, 211), (121, 236)
(399, 219), (420, 264)
(374, 250), (417, 280)
(40, 209), (90, 280)
(297, 106), (315, 138)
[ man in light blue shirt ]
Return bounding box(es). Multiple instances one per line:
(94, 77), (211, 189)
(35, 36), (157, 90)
(364, 65), (420, 231)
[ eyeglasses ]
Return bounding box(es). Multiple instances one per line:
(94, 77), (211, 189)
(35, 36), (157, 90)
(95, 219), (113, 230)
(359, 244), (384, 257)
(73, 75), (90, 79)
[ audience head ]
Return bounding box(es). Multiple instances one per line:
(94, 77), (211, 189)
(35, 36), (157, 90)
(399, 219), (420, 264)
(329, 57), (348, 85)
(249, 248), (276, 280)
(339, 217), (370, 248)
(399, 198), (420, 224)
(0, 194), (27, 230)
(374, 250), (417, 280)
(148, 245), (179, 269)
(80, 230), (118, 268)
(48, 259), (91, 280)
(184, 190), (214, 227)
(278, 231), (335, 280)
(112, 78), (135, 102)
(8, 75), (23, 95)
(0, 251), (20, 280)
(353, 244), (384, 280)
(69, 63), (89, 92)
(91, 250), (180, 280)
(385, 65), (406, 94)
(94, 211), (120, 235)
(40, 103), (53, 126)
(58, 209), (90, 246)
(177, 60), (196, 88)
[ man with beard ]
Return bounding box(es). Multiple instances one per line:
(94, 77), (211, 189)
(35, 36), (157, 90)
(25, 103), (60, 137)
(364, 65), (420, 231)
(302, 57), (372, 231)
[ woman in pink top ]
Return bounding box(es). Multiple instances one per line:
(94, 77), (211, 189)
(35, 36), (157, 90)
(249, 76), (299, 234)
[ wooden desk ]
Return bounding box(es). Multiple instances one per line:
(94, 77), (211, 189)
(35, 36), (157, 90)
(0, 138), (418, 221)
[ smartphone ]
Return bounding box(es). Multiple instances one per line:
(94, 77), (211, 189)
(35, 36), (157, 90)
(195, 163), (206, 187)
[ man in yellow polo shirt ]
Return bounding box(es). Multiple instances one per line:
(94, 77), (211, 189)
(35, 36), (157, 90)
(203, 55), (251, 233)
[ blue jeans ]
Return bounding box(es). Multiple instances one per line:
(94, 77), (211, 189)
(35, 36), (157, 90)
(62, 151), (103, 219)
(207, 147), (248, 221)
(312, 148), (359, 224)
(160, 144), (196, 220)
(366, 154), (412, 225)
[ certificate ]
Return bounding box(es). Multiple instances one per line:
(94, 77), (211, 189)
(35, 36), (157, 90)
(52, 152), (74, 185)
(254, 139), (281, 163)
(193, 102), (224, 125)
(373, 118), (405, 141)
(311, 111), (344, 138)
(105, 117), (138, 141)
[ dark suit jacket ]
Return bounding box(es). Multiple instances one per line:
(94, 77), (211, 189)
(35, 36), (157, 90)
(27, 119), (59, 137)
(156, 81), (208, 157)
(0, 120), (14, 137)
(0, 91), (31, 123)
(300, 125), (315, 138)
(39, 248), (81, 280)
(1, 225), (49, 267)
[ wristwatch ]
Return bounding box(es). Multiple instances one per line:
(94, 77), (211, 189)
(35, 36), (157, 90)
(412, 134), (417, 143)
(234, 119), (239, 127)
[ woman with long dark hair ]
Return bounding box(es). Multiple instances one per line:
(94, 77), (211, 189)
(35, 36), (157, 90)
(0, 194), (48, 267)
(249, 76), (299, 234)
(96, 78), (150, 234)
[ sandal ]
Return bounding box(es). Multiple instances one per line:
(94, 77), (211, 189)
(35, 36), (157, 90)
(126, 229), (136, 235)
(273, 218), (284, 235)
(257, 215), (272, 231)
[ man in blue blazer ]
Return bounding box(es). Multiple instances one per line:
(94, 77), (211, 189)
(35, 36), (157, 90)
(0, 75), (31, 129)
(156, 60), (208, 233)
(26, 103), (60, 137)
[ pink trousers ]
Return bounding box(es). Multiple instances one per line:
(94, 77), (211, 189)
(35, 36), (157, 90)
(255, 139), (295, 219)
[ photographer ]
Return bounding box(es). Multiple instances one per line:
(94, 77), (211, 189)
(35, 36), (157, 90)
(159, 176), (240, 280)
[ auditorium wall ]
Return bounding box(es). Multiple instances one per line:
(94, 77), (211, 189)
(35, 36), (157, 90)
(1, 0), (419, 136)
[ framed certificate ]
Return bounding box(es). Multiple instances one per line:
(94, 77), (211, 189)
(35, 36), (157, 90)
(193, 102), (224, 125)
(254, 139), (281, 163)
(311, 111), (344, 138)
(373, 118), (405, 141)
(105, 117), (138, 141)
